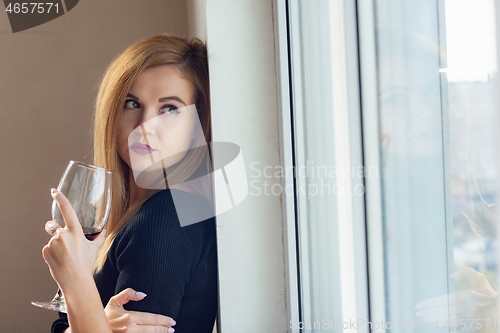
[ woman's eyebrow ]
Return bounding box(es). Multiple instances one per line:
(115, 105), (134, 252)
(159, 96), (186, 105)
(126, 93), (139, 100)
(126, 93), (186, 105)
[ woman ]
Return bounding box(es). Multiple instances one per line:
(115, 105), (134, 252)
(43, 33), (218, 333)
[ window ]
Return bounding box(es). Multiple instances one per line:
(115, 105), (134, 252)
(277, 0), (500, 331)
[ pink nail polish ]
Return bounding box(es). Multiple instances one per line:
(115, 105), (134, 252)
(170, 320), (176, 326)
(51, 188), (58, 194)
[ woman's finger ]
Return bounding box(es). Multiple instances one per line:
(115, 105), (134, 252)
(415, 289), (475, 311)
(137, 325), (175, 333)
(105, 288), (176, 332)
(453, 267), (484, 281)
(130, 311), (176, 327)
(109, 288), (176, 327)
(414, 293), (450, 310)
(109, 288), (148, 307)
(50, 188), (81, 231)
(45, 220), (62, 236)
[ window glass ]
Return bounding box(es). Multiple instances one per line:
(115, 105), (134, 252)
(374, 0), (498, 331)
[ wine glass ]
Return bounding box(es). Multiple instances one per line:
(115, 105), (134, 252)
(31, 161), (113, 313)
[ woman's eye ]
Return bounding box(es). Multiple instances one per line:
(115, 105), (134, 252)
(124, 99), (139, 109)
(160, 105), (179, 115)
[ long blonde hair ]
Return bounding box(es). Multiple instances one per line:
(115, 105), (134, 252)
(93, 33), (212, 272)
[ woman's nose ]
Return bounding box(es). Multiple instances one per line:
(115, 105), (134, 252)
(137, 108), (158, 135)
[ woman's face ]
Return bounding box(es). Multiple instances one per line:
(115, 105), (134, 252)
(117, 65), (200, 187)
(378, 54), (442, 156)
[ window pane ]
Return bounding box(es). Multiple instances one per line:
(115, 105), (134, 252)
(374, 0), (498, 331)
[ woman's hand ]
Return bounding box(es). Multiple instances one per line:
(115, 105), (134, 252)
(414, 267), (498, 331)
(105, 288), (176, 333)
(42, 188), (107, 290)
(42, 188), (113, 333)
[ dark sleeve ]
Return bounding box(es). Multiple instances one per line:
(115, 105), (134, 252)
(110, 193), (205, 320)
(50, 313), (68, 333)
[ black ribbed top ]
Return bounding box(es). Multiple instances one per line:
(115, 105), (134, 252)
(51, 189), (218, 333)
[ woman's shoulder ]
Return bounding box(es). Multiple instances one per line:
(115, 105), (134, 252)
(138, 189), (214, 227)
(110, 189), (215, 263)
(120, 189), (181, 234)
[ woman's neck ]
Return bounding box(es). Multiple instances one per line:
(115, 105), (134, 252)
(127, 167), (198, 206)
(128, 170), (146, 206)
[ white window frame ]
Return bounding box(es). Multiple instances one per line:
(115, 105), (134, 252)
(274, 1), (374, 331)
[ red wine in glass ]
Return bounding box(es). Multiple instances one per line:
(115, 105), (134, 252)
(83, 227), (102, 241)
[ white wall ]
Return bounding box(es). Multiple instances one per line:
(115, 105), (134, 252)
(202, 0), (288, 331)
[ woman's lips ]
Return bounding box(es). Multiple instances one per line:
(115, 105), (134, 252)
(129, 143), (156, 155)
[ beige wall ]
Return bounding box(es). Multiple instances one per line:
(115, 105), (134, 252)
(0, 1), (188, 331)
(187, 0), (207, 41)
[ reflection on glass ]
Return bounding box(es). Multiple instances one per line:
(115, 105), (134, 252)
(375, 0), (498, 331)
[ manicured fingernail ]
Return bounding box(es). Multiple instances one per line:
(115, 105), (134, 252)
(135, 291), (147, 297)
(51, 188), (58, 194)
(168, 328), (175, 333)
(170, 320), (176, 326)
(415, 311), (424, 317)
